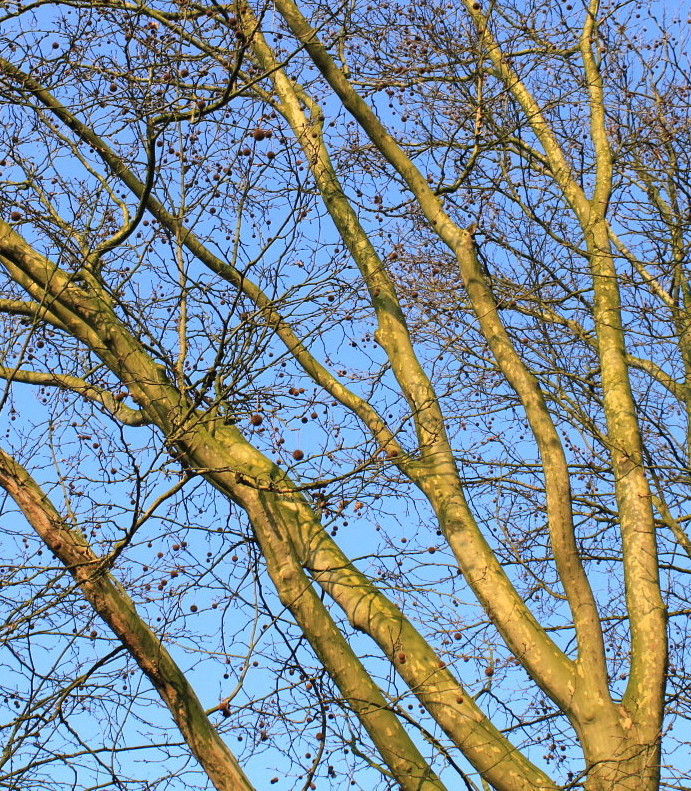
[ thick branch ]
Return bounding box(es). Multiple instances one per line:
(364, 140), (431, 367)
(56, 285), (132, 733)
(271, 0), (585, 711)
(250, 489), (559, 791)
(241, 489), (447, 791)
(0, 297), (69, 330)
(0, 446), (254, 791)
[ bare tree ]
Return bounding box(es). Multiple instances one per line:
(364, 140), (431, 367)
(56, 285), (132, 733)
(0, 1), (689, 789)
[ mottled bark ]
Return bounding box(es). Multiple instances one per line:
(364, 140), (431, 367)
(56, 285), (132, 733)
(0, 448), (254, 791)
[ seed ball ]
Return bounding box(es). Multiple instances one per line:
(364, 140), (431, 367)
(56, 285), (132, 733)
(190, 604), (198, 612)
(456, 695), (464, 704)
(485, 666), (494, 677)
(453, 631), (461, 640)
(10, 211), (21, 221)
(109, 83), (118, 92)
(292, 449), (304, 460)
(398, 652), (406, 663)
(250, 413), (263, 426)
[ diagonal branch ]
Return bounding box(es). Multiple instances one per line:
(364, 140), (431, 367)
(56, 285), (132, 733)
(270, 0), (594, 713)
(0, 446), (254, 791)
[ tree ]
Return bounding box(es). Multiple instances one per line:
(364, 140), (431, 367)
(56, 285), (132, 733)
(0, 0), (689, 789)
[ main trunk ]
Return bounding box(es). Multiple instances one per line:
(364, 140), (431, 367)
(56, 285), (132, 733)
(579, 713), (661, 791)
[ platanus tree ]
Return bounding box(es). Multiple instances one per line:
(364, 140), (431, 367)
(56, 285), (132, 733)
(0, 0), (689, 789)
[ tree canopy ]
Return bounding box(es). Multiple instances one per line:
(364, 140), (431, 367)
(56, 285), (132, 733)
(0, 1), (690, 789)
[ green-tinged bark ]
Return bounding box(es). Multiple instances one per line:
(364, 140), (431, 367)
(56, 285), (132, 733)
(0, 220), (444, 790)
(249, 2), (581, 711)
(0, 2), (684, 788)
(240, 490), (447, 791)
(0, 448), (254, 791)
(0, 218), (555, 789)
(270, 0), (667, 786)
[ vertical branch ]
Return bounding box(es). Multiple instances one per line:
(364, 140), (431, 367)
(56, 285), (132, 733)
(268, 0), (591, 707)
(465, 1), (666, 742)
(580, 0), (613, 213)
(174, 227), (188, 390)
(580, 0), (666, 739)
(174, 121), (189, 390)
